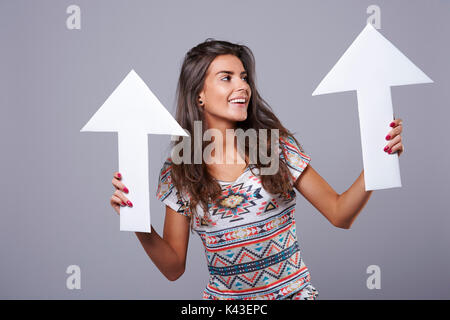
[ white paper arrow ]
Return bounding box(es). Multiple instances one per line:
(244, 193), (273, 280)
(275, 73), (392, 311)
(81, 69), (188, 232)
(312, 23), (433, 191)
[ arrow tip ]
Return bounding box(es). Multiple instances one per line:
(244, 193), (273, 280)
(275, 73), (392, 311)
(311, 22), (434, 96)
(128, 68), (137, 76)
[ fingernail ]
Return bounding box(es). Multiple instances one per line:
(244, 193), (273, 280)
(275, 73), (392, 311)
(117, 173), (122, 178)
(121, 201), (126, 206)
(385, 135), (391, 140)
(384, 146), (389, 152)
(127, 201), (133, 207)
(388, 149), (392, 154)
(390, 122), (395, 127)
(123, 187), (129, 193)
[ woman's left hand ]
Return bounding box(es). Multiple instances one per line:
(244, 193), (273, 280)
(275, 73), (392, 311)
(384, 118), (404, 157)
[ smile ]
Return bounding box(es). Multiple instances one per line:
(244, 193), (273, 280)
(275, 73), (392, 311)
(229, 98), (246, 103)
(228, 97), (248, 106)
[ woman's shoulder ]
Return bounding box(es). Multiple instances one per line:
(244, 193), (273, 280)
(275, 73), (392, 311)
(279, 134), (309, 156)
(159, 156), (174, 174)
(156, 156), (176, 195)
(157, 156), (190, 197)
(279, 134), (302, 151)
(279, 133), (311, 183)
(156, 156), (192, 216)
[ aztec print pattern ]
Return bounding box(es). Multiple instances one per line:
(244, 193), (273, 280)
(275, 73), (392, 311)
(282, 283), (319, 300)
(156, 135), (318, 300)
(207, 181), (264, 223)
(156, 162), (191, 217)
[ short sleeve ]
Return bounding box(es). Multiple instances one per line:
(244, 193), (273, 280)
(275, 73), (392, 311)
(156, 158), (191, 218)
(279, 135), (311, 184)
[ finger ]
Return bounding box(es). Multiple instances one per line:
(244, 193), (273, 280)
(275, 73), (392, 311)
(111, 195), (126, 207)
(384, 135), (402, 154)
(114, 190), (133, 207)
(385, 124), (403, 141)
(384, 135), (400, 153)
(110, 195), (123, 215)
(388, 142), (403, 155)
(110, 196), (120, 215)
(389, 118), (403, 128)
(114, 172), (122, 180)
(112, 177), (129, 194)
(398, 144), (404, 157)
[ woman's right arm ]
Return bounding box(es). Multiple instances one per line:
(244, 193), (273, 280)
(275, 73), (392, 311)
(111, 172), (190, 281)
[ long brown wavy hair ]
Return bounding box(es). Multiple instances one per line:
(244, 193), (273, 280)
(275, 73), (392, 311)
(170, 39), (305, 228)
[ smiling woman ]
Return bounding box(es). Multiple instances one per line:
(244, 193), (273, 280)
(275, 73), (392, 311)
(151, 39), (319, 300)
(109, 38), (404, 300)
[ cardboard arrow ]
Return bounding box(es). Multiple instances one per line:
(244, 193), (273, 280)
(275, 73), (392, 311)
(312, 23), (433, 190)
(81, 69), (188, 232)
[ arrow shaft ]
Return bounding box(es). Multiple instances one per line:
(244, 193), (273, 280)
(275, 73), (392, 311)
(118, 131), (151, 232)
(356, 87), (401, 190)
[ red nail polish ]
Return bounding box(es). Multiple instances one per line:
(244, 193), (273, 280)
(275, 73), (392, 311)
(386, 135), (391, 140)
(390, 122), (395, 127)
(127, 201), (133, 207)
(117, 173), (121, 178)
(388, 149), (392, 154)
(384, 146), (389, 152)
(121, 201), (126, 206)
(123, 187), (129, 193)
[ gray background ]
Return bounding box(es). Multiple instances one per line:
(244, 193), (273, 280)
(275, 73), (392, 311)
(1, 0), (448, 299)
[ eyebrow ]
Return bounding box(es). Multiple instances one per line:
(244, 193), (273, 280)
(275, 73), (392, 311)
(215, 70), (248, 76)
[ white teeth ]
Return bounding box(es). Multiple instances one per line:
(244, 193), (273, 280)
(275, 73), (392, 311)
(229, 98), (246, 103)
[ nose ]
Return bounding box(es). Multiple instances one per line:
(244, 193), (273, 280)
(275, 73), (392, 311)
(235, 77), (250, 93)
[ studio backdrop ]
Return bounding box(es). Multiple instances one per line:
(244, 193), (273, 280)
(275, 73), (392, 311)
(1, 0), (449, 299)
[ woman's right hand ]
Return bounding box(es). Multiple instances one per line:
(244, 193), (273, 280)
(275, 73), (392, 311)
(110, 172), (133, 215)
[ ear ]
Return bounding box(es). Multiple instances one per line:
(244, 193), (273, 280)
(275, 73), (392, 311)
(198, 92), (205, 107)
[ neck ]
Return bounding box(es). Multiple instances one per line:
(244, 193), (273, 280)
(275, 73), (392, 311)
(204, 116), (236, 144)
(204, 118), (243, 165)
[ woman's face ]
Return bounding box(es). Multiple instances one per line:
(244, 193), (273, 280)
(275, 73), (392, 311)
(198, 54), (251, 128)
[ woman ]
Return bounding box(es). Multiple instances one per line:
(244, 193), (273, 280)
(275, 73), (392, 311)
(109, 40), (404, 300)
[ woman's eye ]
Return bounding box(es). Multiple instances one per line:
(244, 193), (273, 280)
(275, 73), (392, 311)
(221, 75), (248, 82)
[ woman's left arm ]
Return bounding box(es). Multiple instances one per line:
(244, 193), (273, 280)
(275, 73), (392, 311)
(295, 119), (404, 229)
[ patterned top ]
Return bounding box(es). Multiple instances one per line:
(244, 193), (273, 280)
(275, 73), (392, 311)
(156, 135), (318, 300)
